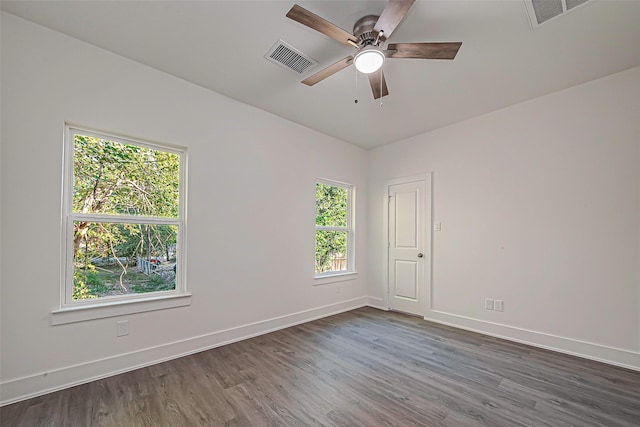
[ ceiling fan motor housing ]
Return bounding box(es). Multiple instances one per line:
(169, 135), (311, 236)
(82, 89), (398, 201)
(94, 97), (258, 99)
(353, 15), (380, 46)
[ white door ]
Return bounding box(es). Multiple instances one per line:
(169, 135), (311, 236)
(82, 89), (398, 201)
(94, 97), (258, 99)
(387, 178), (430, 316)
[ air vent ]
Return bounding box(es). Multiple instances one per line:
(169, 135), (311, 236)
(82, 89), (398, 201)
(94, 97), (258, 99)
(566, 0), (590, 10)
(524, 0), (592, 28)
(265, 40), (318, 75)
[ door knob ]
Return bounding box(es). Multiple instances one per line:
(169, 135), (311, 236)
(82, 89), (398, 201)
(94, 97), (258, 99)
(417, 253), (424, 258)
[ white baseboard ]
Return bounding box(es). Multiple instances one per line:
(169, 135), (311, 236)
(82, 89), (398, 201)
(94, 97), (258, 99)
(0, 297), (368, 406)
(4, 298), (638, 407)
(366, 296), (388, 311)
(424, 309), (640, 372)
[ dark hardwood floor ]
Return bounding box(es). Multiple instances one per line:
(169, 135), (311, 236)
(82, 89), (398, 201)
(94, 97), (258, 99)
(2, 307), (640, 426)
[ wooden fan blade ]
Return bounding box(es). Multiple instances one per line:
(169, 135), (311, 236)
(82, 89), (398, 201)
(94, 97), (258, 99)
(302, 56), (353, 86)
(373, 0), (416, 42)
(368, 69), (389, 99)
(287, 4), (359, 47)
(386, 42), (462, 59)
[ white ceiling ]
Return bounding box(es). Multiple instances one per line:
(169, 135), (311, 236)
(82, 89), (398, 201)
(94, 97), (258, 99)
(3, 0), (640, 149)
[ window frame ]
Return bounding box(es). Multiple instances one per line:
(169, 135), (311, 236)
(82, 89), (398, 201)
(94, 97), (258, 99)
(55, 125), (189, 322)
(314, 178), (355, 279)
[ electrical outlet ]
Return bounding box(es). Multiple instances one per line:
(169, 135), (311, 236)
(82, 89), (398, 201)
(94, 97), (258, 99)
(484, 298), (494, 310)
(116, 320), (129, 337)
(494, 300), (504, 312)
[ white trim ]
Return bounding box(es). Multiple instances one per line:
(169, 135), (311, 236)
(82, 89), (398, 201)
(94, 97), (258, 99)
(70, 213), (180, 224)
(366, 297), (388, 311)
(315, 225), (348, 232)
(66, 125), (185, 155)
(382, 173), (433, 311)
(314, 272), (358, 286)
(314, 179), (355, 276)
(349, 184), (356, 273)
(51, 294), (192, 325)
(60, 124), (188, 309)
(5, 298), (639, 406)
(428, 175), (435, 311)
(316, 177), (353, 188)
(383, 173), (432, 314)
(381, 188), (390, 309)
(424, 309), (640, 372)
(1, 297), (367, 406)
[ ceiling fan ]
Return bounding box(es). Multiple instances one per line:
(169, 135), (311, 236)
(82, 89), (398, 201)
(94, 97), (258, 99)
(286, 0), (462, 99)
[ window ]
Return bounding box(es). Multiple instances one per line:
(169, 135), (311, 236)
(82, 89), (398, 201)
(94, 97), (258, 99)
(315, 180), (354, 277)
(60, 126), (187, 311)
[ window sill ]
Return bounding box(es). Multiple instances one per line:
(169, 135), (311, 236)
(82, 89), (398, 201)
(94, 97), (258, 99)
(51, 293), (192, 325)
(314, 272), (358, 286)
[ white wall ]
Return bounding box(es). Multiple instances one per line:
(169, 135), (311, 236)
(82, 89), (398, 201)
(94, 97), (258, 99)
(368, 65), (640, 368)
(0, 13), (368, 404)
(3, 9), (640, 407)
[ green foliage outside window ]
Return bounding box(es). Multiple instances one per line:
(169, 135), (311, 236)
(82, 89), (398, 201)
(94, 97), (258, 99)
(73, 135), (179, 217)
(315, 183), (350, 274)
(72, 134), (180, 300)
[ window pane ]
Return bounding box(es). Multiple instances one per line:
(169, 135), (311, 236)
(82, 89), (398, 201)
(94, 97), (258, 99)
(316, 183), (347, 227)
(73, 134), (180, 218)
(73, 221), (177, 300)
(315, 230), (348, 274)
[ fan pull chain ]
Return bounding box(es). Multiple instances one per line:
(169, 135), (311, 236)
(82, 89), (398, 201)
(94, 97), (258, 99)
(354, 67), (359, 104)
(380, 68), (383, 108)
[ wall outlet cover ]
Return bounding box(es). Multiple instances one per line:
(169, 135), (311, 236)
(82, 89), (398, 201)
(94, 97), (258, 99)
(484, 298), (494, 310)
(116, 320), (129, 337)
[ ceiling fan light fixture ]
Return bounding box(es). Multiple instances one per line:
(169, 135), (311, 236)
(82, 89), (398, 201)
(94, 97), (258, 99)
(354, 47), (385, 74)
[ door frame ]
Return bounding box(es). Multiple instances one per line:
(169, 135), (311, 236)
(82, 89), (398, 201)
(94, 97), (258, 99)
(382, 173), (432, 316)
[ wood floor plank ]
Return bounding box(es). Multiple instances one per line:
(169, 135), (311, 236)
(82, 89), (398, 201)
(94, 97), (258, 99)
(2, 307), (640, 426)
